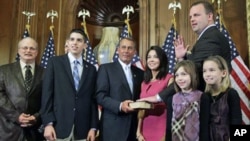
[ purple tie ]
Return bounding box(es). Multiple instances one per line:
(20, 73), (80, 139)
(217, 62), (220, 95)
(73, 60), (80, 91)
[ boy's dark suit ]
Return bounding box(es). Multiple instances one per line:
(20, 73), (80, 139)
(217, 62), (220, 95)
(40, 54), (98, 139)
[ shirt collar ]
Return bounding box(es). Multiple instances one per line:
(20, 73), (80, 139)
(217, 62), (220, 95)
(197, 24), (216, 40)
(20, 60), (35, 70)
(68, 52), (83, 66)
(118, 58), (131, 69)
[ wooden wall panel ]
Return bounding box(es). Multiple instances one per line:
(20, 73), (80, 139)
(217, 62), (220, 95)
(0, 0), (249, 67)
(0, 0), (14, 64)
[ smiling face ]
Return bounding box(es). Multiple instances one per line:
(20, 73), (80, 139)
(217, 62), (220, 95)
(18, 37), (38, 64)
(146, 50), (160, 71)
(117, 38), (136, 64)
(203, 60), (226, 87)
(175, 66), (192, 92)
(189, 3), (213, 35)
(68, 32), (87, 58)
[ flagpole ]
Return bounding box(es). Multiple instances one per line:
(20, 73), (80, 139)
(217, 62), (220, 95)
(168, 0), (181, 39)
(78, 9), (90, 39)
(22, 11), (35, 35)
(122, 5), (134, 36)
(47, 10), (58, 37)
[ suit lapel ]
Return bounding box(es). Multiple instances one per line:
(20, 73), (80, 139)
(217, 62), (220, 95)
(78, 60), (92, 91)
(12, 62), (26, 90)
(63, 55), (76, 89)
(116, 62), (133, 95)
(27, 64), (43, 95)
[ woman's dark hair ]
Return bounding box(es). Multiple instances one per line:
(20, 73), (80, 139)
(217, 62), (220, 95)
(144, 46), (169, 83)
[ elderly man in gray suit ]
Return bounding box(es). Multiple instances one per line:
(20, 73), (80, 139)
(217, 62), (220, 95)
(0, 37), (44, 141)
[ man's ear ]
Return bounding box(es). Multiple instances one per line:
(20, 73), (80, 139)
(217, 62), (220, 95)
(83, 42), (88, 49)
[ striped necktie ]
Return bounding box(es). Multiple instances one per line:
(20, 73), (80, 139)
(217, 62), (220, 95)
(73, 60), (80, 91)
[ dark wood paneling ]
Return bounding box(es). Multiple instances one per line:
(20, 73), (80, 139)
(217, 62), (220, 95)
(0, 0), (248, 67)
(0, 0), (15, 64)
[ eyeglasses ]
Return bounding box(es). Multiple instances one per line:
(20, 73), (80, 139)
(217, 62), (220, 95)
(19, 46), (37, 51)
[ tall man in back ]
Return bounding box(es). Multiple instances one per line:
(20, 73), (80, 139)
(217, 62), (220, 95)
(96, 37), (144, 141)
(40, 28), (98, 141)
(0, 37), (44, 141)
(174, 0), (231, 91)
(156, 0), (232, 100)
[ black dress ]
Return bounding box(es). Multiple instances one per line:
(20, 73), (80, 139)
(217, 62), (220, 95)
(209, 88), (242, 141)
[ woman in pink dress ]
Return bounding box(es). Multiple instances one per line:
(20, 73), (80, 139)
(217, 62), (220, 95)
(136, 46), (173, 141)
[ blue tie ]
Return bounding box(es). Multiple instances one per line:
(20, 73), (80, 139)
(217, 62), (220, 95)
(73, 60), (80, 91)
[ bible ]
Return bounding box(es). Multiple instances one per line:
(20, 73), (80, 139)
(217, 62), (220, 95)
(129, 101), (154, 109)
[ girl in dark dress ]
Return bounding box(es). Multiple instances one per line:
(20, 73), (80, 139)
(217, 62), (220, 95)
(203, 55), (242, 141)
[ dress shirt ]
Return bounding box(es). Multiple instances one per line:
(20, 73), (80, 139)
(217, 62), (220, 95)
(20, 60), (35, 79)
(118, 59), (133, 111)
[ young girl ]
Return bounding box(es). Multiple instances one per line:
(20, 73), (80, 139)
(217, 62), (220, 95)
(167, 60), (210, 141)
(203, 55), (242, 141)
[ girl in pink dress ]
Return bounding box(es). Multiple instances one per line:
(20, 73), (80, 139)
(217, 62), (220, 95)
(136, 46), (173, 141)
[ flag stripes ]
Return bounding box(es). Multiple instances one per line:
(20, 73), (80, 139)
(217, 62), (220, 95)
(215, 14), (250, 124)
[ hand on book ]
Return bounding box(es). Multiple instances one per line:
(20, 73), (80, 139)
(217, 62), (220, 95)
(121, 100), (135, 113)
(129, 101), (154, 109)
(136, 95), (159, 103)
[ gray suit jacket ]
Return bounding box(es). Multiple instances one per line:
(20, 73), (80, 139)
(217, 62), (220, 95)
(0, 61), (44, 141)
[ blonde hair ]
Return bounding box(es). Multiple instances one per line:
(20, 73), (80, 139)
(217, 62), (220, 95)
(203, 55), (231, 93)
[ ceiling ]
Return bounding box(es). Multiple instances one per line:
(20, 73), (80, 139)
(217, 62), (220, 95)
(77, 0), (139, 26)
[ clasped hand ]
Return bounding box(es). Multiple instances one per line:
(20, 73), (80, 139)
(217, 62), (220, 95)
(18, 113), (36, 127)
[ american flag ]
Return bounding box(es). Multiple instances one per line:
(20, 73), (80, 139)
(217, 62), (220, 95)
(15, 28), (30, 61)
(82, 28), (98, 70)
(162, 24), (177, 74)
(215, 14), (250, 124)
(112, 25), (144, 70)
(40, 31), (55, 68)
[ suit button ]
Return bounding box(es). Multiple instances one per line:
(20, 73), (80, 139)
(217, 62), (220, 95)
(73, 108), (76, 111)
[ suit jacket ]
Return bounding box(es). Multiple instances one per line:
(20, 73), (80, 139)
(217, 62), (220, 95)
(159, 26), (231, 100)
(0, 61), (44, 141)
(96, 61), (144, 141)
(187, 26), (231, 90)
(40, 54), (98, 139)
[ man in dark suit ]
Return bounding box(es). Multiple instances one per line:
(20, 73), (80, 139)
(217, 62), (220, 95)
(96, 37), (144, 141)
(174, 0), (231, 91)
(40, 29), (98, 141)
(0, 37), (44, 141)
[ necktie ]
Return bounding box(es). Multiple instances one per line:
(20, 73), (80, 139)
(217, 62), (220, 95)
(124, 66), (133, 93)
(24, 65), (32, 91)
(73, 60), (80, 91)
